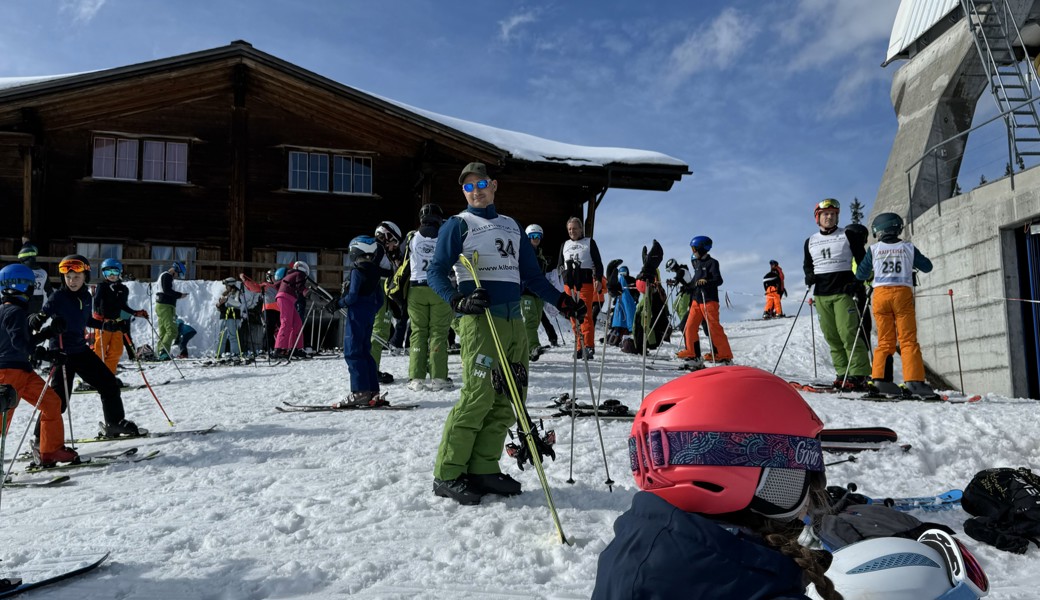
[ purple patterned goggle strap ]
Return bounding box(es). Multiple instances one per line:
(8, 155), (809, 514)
(631, 430), (823, 472)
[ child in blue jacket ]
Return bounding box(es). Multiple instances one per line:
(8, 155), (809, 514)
(325, 236), (385, 407)
(593, 366), (841, 600)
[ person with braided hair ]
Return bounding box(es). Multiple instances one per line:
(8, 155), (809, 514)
(594, 366), (843, 600)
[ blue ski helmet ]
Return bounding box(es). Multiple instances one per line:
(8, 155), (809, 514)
(0, 263), (36, 298)
(101, 257), (123, 277)
(690, 236), (713, 253)
(172, 261), (186, 276)
(273, 267), (287, 282)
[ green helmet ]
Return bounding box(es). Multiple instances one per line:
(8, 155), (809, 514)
(871, 212), (904, 240)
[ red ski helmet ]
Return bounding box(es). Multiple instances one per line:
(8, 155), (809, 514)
(814, 198), (840, 224)
(630, 366), (825, 518)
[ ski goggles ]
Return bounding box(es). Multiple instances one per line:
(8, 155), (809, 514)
(102, 267), (122, 277)
(461, 179), (490, 193)
(58, 259), (90, 274)
(920, 530), (989, 599)
(816, 198), (840, 211)
(527, 232), (542, 240)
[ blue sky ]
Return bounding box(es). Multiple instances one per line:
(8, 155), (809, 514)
(1, 0), (915, 315)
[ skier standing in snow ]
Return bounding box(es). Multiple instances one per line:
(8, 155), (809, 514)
(92, 258), (148, 375)
(155, 261), (189, 361)
(427, 162), (585, 505)
(0, 263), (77, 466)
(762, 260), (786, 319)
(803, 198), (871, 390)
(557, 217), (603, 359)
(404, 204), (454, 391)
(240, 268), (282, 355)
(855, 213), (934, 398)
(371, 221), (403, 384)
(273, 262), (310, 359)
(326, 236), (385, 407)
(676, 236), (733, 367)
(17, 240), (53, 314)
(592, 366), (841, 600)
(216, 277), (246, 359)
(41, 255), (141, 438)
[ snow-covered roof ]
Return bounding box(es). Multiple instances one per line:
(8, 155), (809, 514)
(0, 51), (686, 172)
(380, 96), (687, 168)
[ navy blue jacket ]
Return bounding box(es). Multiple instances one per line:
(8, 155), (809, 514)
(43, 286), (101, 355)
(593, 492), (810, 600)
(689, 254), (724, 304)
(0, 301), (34, 370)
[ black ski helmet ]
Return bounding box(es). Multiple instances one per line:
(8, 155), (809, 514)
(871, 212), (904, 240)
(58, 254), (91, 283)
(419, 203), (444, 225)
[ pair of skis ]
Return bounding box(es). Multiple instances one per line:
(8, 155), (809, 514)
(275, 401), (417, 413)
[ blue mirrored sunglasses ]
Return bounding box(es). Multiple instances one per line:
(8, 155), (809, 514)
(462, 179), (490, 193)
(528, 232), (542, 240)
(102, 267), (121, 277)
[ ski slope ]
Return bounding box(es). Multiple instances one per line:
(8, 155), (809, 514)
(1, 286), (1038, 599)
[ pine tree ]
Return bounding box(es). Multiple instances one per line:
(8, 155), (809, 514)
(849, 198), (865, 224)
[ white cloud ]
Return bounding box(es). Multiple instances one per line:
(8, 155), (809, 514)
(60, 0), (107, 23)
(781, 0), (901, 71)
(499, 10), (539, 43)
(665, 8), (758, 89)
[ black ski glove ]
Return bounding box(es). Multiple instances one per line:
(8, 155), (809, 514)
(27, 312), (48, 331)
(324, 294), (341, 314)
(556, 293), (587, 324)
(805, 274), (816, 286)
(451, 288), (490, 315)
(33, 346), (67, 366)
(0, 383), (17, 413)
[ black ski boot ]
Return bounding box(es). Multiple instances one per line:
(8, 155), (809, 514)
(378, 371), (394, 384)
(433, 477), (484, 505)
(468, 473), (522, 496)
(99, 419), (141, 438)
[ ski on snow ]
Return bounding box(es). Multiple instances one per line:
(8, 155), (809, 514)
(0, 552), (109, 598)
(820, 427), (898, 444)
(871, 489), (963, 512)
(822, 441), (912, 454)
(276, 401), (418, 413)
(788, 380), (981, 403)
(67, 424), (219, 445)
(2, 474), (72, 488)
(20, 448), (161, 474)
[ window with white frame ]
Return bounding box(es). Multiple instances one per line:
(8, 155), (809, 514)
(75, 243), (123, 270)
(93, 135), (188, 183)
(289, 150), (372, 194)
(276, 250), (318, 272)
(150, 246), (196, 280)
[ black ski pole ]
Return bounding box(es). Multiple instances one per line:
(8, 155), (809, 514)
(809, 298), (818, 379)
(771, 287), (812, 375)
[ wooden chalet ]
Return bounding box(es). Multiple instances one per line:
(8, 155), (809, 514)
(0, 40), (689, 286)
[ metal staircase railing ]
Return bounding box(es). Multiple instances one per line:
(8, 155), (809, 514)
(963, 0), (1040, 161)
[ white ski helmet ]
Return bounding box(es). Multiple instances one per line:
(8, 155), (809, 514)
(811, 535), (987, 600)
(292, 261), (310, 276)
(375, 221), (402, 244)
(525, 224), (543, 237)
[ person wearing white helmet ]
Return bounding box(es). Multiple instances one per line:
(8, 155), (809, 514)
(558, 217), (604, 360)
(520, 223), (552, 361)
(272, 260), (310, 359)
(370, 220), (403, 384)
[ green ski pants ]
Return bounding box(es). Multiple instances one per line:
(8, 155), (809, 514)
(814, 293), (871, 378)
(407, 285), (452, 380)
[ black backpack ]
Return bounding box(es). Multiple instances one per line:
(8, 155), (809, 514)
(962, 467), (1040, 554)
(814, 486), (953, 551)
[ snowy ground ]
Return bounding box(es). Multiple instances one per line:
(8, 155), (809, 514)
(2, 285), (1039, 599)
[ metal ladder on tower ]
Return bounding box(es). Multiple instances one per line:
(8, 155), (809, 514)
(963, 0), (1040, 164)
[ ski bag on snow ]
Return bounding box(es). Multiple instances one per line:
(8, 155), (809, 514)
(962, 467), (1040, 554)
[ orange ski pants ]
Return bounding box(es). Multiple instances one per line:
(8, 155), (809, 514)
(94, 329), (124, 374)
(684, 300), (732, 360)
(764, 286), (782, 315)
(0, 368), (65, 453)
(871, 286), (924, 381)
(565, 283), (596, 351)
